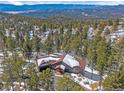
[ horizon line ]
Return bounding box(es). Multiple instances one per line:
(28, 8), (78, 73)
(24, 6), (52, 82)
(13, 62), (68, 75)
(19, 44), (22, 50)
(0, 1), (124, 6)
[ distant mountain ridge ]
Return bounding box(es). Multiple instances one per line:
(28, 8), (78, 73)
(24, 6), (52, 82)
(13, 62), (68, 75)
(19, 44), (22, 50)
(1, 4), (124, 20)
(0, 4), (97, 12)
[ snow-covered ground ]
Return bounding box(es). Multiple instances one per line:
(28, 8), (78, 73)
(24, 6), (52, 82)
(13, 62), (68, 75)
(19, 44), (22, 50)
(25, 59), (35, 63)
(70, 66), (107, 90)
(71, 73), (98, 90)
(0, 53), (4, 57)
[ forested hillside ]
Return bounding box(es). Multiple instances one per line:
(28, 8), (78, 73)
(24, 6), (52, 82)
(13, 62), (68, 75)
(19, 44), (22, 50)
(1, 9), (124, 90)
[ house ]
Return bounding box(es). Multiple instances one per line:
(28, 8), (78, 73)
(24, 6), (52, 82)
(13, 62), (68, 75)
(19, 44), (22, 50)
(38, 53), (64, 71)
(29, 31), (34, 40)
(37, 52), (105, 91)
(109, 30), (124, 43)
(87, 27), (95, 40)
(37, 53), (85, 74)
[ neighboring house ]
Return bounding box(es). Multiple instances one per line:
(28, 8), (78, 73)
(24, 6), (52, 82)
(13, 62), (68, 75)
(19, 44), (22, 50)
(29, 31), (34, 40)
(87, 27), (95, 40)
(109, 30), (124, 43)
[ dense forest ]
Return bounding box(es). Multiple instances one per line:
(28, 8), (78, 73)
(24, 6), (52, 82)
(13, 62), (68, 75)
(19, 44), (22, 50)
(0, 12), (124, 91)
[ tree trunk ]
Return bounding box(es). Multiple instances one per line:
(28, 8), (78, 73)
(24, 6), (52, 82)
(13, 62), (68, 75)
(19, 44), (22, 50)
(91, 61), (93, 80)
(99, 72), (103, 90)
(35, 52), (39, 72)
(8, 65), (14, 91)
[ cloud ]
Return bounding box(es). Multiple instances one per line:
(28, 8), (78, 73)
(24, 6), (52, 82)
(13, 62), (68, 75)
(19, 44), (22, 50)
(91, 1), (124, 5)
(10, 1), (124, 5)
(8, 1), (23, 5)
(1, 1), (124, 5)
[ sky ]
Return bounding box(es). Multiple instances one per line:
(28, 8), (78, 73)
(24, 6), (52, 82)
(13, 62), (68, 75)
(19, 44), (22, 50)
(0, 1), (124, 6)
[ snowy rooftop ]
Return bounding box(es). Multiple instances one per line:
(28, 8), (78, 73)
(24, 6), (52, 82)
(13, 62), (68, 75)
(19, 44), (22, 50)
(0, 52), (4, 57)
(63, 54), (79, 68)
(110, 29), (124, 37)
(37, 56), (61, 66)
(85, 66), (99, 75)
(37, 53), (81, 70)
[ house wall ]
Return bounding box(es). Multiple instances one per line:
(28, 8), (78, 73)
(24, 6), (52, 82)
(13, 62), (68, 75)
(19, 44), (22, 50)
(61, 62), (82, 74)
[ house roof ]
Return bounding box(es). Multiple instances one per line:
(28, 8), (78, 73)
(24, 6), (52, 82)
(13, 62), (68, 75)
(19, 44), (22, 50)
(63, 54), (79, 68)
(37, 56), (61, 66)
